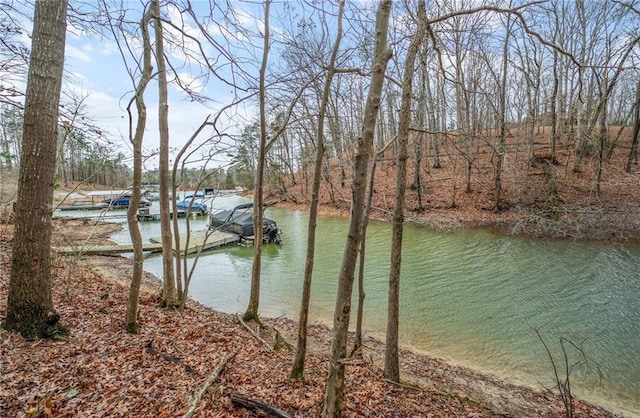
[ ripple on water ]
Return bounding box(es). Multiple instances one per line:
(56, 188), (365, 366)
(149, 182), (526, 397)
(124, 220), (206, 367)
(105, 202), (640, 416)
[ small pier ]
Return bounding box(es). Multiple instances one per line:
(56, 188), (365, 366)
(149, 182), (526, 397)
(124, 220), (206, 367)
(54, 242), (164, 255)
(58, 203), (109, 211)
(136, 209), (207, 222)
(149, 230), (239, 254)
(54, 230), (239, 256)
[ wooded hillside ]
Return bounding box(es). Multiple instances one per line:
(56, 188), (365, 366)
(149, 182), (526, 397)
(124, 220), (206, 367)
(273, 125), (640, 243)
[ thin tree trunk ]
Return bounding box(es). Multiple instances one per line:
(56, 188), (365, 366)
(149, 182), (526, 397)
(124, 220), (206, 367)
(384, 0), (425, 383)
(173, 117), (213, 309)
(321, 1), (392, 416)
(494, 15), (512, 212)
(626, 80), (639, 173)
(412, 46), (426, 212)
(244, 0), (272, 323)
(550, 50), (559, 157)
(153, 0), (177, 307)
(426, 66), (441, 169)
(353, 135), (397, 354)
(596, 70), (608, 197)
(125, 6), (152, 333)
(292, 0), (344, 380)
(5, 0), (68, 339)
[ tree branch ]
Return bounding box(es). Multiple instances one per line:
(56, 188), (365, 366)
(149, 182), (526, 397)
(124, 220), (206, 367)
(183, 347), (240, 418)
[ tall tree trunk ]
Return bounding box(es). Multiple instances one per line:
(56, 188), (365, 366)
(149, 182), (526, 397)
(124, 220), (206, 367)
(153, 0), (177, 307)
(4, 0), (68, 339)
(426, 64), (441, 169)
(244, 0), (272, 323)
(550, 50), (559, 157)
(292, 0), (345, 380)
(353, 135), (397, 354)
(321, 1), (392, 416)
(125, 7), (153, 333)
(412, 45), (426, 212)
(384, 0), (425, 383)
(453, 40), (472, 194)
(626, 80), (639, 173)
(596, 70), (608, 197)
(494, 15), (512, 212)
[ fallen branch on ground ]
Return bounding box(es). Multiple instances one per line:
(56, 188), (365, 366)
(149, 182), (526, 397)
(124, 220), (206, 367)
(228, 390), (294, 418)
(183, 347), (240, 418)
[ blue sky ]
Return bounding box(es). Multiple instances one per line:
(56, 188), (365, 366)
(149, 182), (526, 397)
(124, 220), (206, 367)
(60, 0), (272, 170)
(2, 0), (373, 170)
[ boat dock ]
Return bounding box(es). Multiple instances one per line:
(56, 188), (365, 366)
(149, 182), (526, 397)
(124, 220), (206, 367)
(149, 230), (239, 254)
(58, 203), (109, 211)
(136, 210), (207, 222)
(54, 242), (164, 255)
(54, 230), (239, 256)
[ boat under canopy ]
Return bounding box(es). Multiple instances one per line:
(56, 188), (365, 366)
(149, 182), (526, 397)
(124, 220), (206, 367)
(175, 199), (207, 214)
(103, 197), (151, 208)
(209, 203), (282, 245)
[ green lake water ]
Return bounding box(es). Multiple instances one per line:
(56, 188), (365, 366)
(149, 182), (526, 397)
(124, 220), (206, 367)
(99, 195), (640, 416)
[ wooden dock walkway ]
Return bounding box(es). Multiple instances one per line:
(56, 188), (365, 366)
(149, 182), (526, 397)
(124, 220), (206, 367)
(149, 230), (240, 254)
(54, 230), (239, 256)
(54, 243), (164, 255)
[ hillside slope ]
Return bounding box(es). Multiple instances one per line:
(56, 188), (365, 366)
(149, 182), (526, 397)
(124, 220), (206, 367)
(272, 129), (640, 244)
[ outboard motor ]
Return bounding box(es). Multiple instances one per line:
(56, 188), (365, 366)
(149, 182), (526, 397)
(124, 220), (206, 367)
(263, 222), (282, 245)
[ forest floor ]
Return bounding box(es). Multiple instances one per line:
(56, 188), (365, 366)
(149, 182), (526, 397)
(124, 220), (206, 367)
(0, 216), (626, 417)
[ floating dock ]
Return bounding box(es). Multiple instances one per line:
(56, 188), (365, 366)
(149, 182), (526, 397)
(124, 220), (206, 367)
(136, 210), (207, 222)
(58, 203), (109, 211)
(54, 242), (163, 255)
(54, 230), (239, 256)
(149, 229), (239, 254)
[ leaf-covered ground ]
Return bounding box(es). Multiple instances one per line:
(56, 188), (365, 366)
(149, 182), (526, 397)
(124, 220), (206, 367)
(272, 129), (640, 245)
(0, 220), (623, 417)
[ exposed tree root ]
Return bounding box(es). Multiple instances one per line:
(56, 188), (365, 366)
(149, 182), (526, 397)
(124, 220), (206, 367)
(237, 313), (274, 351)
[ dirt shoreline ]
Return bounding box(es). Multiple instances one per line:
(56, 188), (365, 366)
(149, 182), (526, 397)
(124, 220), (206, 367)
(270, 197), (640, 246)
(78, 253), (626, 417)
(11, 218), (624, 416)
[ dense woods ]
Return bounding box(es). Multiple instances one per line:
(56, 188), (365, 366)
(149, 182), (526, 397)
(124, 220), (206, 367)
(1, 0), (639, 416)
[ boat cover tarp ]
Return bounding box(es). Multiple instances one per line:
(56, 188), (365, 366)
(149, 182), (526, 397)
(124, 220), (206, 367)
(210, 206), (276, 238)
(210, 209), (256, 236)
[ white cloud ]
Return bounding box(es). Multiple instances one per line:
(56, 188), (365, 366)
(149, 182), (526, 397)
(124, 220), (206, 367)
(98, 41), (120, 56)
(66, 44), (92, 62)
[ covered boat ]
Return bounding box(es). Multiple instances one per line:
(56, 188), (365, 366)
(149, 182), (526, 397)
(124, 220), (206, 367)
(103, 197), (151, 208)
(175, 197), (208, 214)
(209, 203), (282, 245)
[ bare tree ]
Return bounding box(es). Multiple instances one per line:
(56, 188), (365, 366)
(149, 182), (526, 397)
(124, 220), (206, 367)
(124, 4), (153, 333)
(292, 0), (345, 380)
(4, 0), (68, 339)
(0, 1), (31, 108)
(353, 134), (397, 354)
(627, 79), (639, 173)
(152, 0), (178, 307)
(384, 0), (426, 383)
(322, 1), (392, 415)
(243, 0), (310, 323)
(243, 0), (273, 323)
(494, 12), (514, 211)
